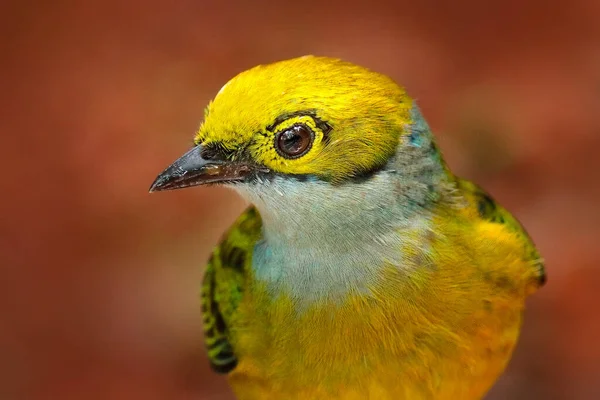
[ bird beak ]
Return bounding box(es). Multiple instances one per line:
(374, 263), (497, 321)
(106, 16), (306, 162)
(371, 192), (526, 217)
(149, 145), (256, 192)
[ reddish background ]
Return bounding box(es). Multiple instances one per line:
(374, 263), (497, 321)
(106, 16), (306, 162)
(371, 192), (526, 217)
(2, 0), (599, 399)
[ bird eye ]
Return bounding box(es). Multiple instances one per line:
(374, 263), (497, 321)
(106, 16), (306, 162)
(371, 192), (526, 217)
(275, 124), (314, 159)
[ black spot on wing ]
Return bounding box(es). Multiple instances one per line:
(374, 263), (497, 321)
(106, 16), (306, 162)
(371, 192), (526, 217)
(475, 190), (507, 224)
(535, 260), (547, 287)
(476, 191), (497, 220)
(209, 341), (238, 374)
(221, 244), (246, 271)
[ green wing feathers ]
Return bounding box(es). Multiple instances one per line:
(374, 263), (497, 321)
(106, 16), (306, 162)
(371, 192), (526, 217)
(201, 207), (262, 374)
(457, 178), (546, 288)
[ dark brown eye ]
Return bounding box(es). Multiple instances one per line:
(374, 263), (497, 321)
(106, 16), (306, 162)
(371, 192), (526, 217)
(275, 124), (314, 159)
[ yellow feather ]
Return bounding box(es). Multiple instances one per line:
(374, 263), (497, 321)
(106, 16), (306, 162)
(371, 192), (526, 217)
(195, 56), (413, 181)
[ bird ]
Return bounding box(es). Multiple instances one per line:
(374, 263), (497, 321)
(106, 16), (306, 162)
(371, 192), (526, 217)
(149, 56), (545, 400)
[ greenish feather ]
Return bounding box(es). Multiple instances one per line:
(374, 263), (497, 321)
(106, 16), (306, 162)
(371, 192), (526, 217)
(201, 207), (262, 374)
(456, 179), (546, 287)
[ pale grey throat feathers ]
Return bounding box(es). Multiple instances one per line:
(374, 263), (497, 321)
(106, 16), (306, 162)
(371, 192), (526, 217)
(234, 105), (448, 305)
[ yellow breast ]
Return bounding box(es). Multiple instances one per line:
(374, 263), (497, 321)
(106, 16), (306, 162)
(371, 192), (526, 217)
(227, 211), (539, 400)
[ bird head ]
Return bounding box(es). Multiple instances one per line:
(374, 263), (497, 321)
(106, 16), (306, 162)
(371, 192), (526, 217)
(151, 56), (448, 242)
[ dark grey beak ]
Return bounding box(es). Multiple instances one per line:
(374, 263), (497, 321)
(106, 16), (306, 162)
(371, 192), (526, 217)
(149, 145), (257, 192)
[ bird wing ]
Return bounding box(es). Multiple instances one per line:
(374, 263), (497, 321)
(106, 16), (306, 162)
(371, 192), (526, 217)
(201, 206), (262, 374)
(456, 178), (546, 289)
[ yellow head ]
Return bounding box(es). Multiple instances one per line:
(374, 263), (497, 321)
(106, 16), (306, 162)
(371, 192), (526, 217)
(193, 56), (413, 183)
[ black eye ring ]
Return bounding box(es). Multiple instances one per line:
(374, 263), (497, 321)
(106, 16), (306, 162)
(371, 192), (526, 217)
(274, 124), (314, 159)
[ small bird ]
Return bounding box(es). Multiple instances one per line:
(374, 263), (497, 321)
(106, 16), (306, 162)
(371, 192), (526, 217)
(150, 56), (545, 400)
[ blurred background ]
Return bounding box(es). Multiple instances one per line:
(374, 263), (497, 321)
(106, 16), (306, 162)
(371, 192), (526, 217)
(1, 0), (599, 399)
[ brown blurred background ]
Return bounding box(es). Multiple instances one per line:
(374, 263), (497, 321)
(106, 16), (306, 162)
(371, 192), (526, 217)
(1, 0), (599, 399)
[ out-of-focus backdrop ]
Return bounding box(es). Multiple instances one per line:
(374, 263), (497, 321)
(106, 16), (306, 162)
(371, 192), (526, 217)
(1, 0), (599, 399)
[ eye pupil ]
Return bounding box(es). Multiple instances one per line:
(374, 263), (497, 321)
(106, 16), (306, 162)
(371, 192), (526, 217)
(276, 125), (313, 158)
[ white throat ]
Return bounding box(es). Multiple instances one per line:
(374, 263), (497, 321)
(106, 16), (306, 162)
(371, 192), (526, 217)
(233, 106), (448, 305)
